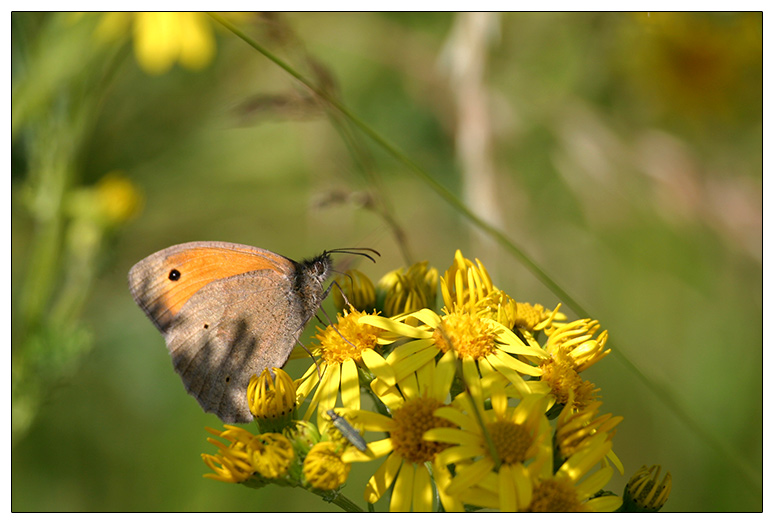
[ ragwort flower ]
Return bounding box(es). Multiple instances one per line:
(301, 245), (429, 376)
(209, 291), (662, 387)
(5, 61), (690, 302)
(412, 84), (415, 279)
(296, 307), (395, 426)
(341, 351), (463, 512)
(361, 305), (548, 399)
(95, 12), (219, 74)
(427, 385), (553, 512)
(377, 260), (439, 317)
(247, 367), (296, 432)
(524, 433), (622, 512)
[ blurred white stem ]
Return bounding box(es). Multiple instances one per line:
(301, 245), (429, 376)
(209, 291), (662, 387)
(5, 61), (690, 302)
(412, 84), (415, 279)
(443, 13), (502, 256)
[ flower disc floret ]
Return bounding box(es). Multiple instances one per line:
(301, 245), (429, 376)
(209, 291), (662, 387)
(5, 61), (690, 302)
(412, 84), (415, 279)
(315, 308), (381, 365)
(390, 396), (455, 464)
(527, 479), (583, 512)
(432, 311), (497, 359)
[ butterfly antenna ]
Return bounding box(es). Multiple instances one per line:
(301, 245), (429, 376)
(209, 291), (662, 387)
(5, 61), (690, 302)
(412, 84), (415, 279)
(326, 247), (381, 264)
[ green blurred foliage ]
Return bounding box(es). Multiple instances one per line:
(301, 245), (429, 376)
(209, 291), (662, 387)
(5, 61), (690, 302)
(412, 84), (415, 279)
(11, 12), (761, 511)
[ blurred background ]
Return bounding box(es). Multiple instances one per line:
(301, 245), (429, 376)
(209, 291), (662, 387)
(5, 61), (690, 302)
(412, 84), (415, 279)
(11, 12), (762, 512)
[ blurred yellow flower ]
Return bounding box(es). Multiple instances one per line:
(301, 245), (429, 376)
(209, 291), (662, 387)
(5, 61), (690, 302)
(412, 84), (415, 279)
(95, 171), (143, 224)
(333, 269), (376, 313)
(524, 433), (622, 512)
(377, 261), (439, 317)
(95, 12), (222, 75)
(622, 464), (672, 511)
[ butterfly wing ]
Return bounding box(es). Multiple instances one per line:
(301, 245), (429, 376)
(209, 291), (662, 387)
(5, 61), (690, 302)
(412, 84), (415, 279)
(128, 241), (305, 422)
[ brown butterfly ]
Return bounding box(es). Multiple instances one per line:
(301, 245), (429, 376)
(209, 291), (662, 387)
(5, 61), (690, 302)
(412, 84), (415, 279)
(128, 241), (376, 422)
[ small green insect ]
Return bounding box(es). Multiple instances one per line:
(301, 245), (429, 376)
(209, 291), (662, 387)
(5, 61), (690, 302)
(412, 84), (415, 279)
(327, 409), (368, 452)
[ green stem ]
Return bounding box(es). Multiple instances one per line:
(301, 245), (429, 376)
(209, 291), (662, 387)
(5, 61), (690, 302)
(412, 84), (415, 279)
(323, 491), (365, 512)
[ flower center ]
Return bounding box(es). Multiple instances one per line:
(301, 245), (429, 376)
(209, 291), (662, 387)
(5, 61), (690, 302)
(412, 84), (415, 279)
(390, 396), (455, 464)
(432, 312), (497, 359)
(527, 479), (582, 512)
(486, 420), (532, 465)
(315, 310), (380, 365)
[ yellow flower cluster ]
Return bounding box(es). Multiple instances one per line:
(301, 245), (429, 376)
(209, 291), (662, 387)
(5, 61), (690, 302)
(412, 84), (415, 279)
(201, 251), (671, 512)
(202, 369), (356, 494)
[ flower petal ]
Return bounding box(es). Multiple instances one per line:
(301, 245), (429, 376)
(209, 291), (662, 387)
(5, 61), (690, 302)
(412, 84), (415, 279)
(390, 461), (414, 512)
(295, 362), (322, 403)
(432, 461), (464, 512)
(371, 378), (405, 411)
(364, 452), (402, 503)
(585, 494), (623, 512)
(386, 339), (432, 365)
(495, 325), (547, 358)
(511, 462), (533, 510)
(433, 406), (475, 430)
(406, 308), (443, 328)
(360, 315), (430, 340)
(492, 348), (543, 376)
(413, 463), (433, 511)
(301, 363), (334, 421)
(398, 367), (419, 400)
(432, 349), (457, 401)
(340, 358), (360, 411)
(343, 410), (394, 432)
(435, 444), (482, 466)
(316, 362), (341, 426)
(498, 464), (518, 512)
(424, 427), (479, 447)
(446, 457), (494, 495)
(343, 437), (394, 463)
(361, 347), (396, 385)
(576, 466), (613, 500)
(392, 344), (439, 383)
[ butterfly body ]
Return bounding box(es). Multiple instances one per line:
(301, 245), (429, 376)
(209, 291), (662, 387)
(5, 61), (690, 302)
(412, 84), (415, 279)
(128, 241), (332, 422)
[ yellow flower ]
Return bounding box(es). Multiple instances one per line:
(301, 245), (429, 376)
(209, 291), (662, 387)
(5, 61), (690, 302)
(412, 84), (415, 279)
(333, 269), (376, 313)
(248, 433), (294, 479)
(426, 386), (553, 512)
(95, 12), (221, 75)
(66, 172), (143, 228)
(511, 302), (567, 334)
(439, 250), (571, 337)
(202, 426), (295, 484)
(341, 351), (464, 512)
(622, 464), (672, 511)
(554, 398), (624, 475)
(201, 425), (256, 483)
(545, 318), (610, 372)
(95, 171), (142, 225)
(377, 261), (439, 317)
(361, 306), (548, 399)
(303, 441), (352, 491)
(247, 368), (296, 432)
(540, 348), (599, 411)
(440, 250), (497, 316)
(524, 433), (622, 512)
(296, 308), (395, 426)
